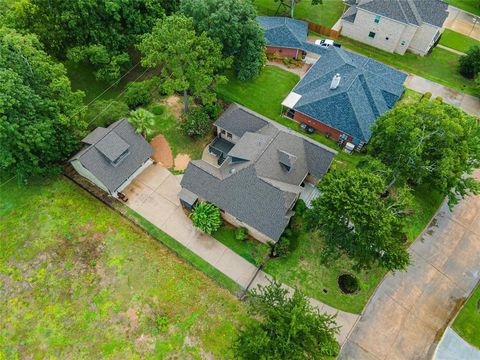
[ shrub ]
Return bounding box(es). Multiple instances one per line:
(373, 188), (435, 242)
(268, 237), (290, 258)
(294, 199), (307, 216)
(459, 46), (480, 79)
(86, 100), (129, 128)
(124, 81), (153, 108)
(190, 202), (222, 235)
(179, 107), (212, 137)
(150, 104), (166, 116)
(204, 103), (222, 120)
(421, 92), (432, 101)
(234, 227), (248, 241)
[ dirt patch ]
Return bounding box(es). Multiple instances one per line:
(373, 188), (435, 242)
(174, 154), (190, 170)
(160, 95), (183, 120)
(150, 135), (173, 168)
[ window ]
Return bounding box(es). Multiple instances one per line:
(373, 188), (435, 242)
(368, 31), (376, 39)
(374, 15), (381, 23)
(401, 40), (406, 46)
(385, 37), (389, 40)
(226, 132), (232, 139)
(220, 129), (226, 135)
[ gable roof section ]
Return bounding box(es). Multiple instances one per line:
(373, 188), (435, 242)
(182, 105), (336, 241)
(355, 0), (448, 28)
(215, 104), (268, 137)
(71, 119), (152, 193)
(290, 47), (406, 144)
(257, 16), (308, 49)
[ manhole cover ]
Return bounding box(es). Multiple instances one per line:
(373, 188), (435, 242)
(338, 274), (359, 294)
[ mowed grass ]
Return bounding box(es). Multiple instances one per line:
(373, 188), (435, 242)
(0, 177), (248, 359)
(445, 0), (480, 16)
(453, 282), (480, 349)
(440, 29), (480, 53)
(255, 0), (345, 27)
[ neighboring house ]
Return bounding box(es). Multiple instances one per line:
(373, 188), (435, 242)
(282, 46), (407, 149)
(180, 104), (336, 244)
(257, 16), (308, 60)
(340, 0), (449, 56)
(70, 119), (153, 197)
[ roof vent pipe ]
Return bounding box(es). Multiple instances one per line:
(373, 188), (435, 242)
(330, 73), (341, 90)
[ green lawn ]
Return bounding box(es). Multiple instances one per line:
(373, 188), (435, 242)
(0, 178), (248, 358)
(452, 282), (480, 349)
(445, 0), (480, 16)
(213, 225), (270, 266)
(254, 0), (345, 27)
(440, 29), (480, 53)
(331, 36), (476, 96)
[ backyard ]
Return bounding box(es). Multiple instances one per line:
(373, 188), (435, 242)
(446, 0), (480, 16)
(254, 0), (345, 27)
(0, 177), (248, 358)
(452, 282), (480, 349)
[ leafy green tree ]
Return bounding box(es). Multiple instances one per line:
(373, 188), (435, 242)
(86, 100), (129, 128)
(369, 101), (480, 206)
(190, 202), (222, 235)
(11, 0), (164, 82)
(128, 108), (155, 138)
(274, 0), (323, 18)
(306, 168), (412, 271)
(138, 15), (229, 113)
(179, 107), (212, 137)
(459, 45), (480, 79)
(181, 0), (266, 81)
(0, 27), (85, 180)
(234, 281), (339, 360)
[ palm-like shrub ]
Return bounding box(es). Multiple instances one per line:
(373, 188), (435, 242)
(190, 202), (222, 234)
(128, 108), (155, 138)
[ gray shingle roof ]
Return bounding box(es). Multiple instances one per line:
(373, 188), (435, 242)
(355, 0), (448, 28)
(291, 47), (406, 144)
(181, 105), (336, 241)
(257, 16), (308, 49)
(71, 119), (152, 193)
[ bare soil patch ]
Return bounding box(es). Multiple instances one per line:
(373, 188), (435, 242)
(150, 134), (173, 168)
(174, 153), (191, 170)
(160, 95), (183, 120)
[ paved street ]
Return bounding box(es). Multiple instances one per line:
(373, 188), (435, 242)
(123, 163), (360, 344)
(340, 171), (480, 360)
(404, 75), (480, 116)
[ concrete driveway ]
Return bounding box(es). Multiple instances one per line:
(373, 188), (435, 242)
(405, 75), (480, 117)
(339, 171), (480, 360)
(444, 6), (480, 40)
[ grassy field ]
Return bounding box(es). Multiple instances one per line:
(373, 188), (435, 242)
(254, 0), (345, 27)
(446, 0), (480, 15)
(0, 177), (248, 358)
(440, 29), (480, 53)
(452, 282), (480, 349)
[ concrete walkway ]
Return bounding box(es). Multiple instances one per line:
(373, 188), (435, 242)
(339, 170), (480, 360)
(434, 327), (480, 360)
(404, 74), (480, 116)
(437, 43), (466, 56)
(444, 5), (480, 40)
(123, 163), (359, 344)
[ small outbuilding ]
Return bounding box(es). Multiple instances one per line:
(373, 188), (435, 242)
(70, 119), (153, 197)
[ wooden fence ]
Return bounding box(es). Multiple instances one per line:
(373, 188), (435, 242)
(306, 21), (341, 39)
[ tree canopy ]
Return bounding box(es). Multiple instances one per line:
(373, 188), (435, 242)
(11, 0), (165, 82)
(234, 281), (339, 360)
(181, 0), (266, 81)
(306, 168), (412, 271)
(369, 100), (480, 206)
(138, 14), (229, 112)
(0, 27), (85, 180)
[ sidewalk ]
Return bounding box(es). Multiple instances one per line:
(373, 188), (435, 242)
(123, 164), (359, 344)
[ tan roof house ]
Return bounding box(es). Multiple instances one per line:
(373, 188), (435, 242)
(340, 0), (449, 56)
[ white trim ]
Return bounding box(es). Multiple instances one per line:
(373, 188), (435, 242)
(282, 92), (302, 108)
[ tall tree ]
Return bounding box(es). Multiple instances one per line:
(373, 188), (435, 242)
(138, 15), (229, 113)
(0, 27), (85, 180)
(181, 0), (266, 81)
(305, 168), (412, 271)
(235, 281), (339, 359)
(369, 100), (480, 207)
(11, 0), (165, 82)
(274, 0), (323, 18)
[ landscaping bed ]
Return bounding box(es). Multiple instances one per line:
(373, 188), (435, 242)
(0, 178), (248, 358)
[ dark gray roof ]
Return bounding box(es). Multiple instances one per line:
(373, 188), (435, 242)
(215, 104), (268, 137)
(71, 119), (152, 193)
(257, 16), (308, 49)
(290, 47), (406, 144)
(182, 105), (336, 241)
(355, 0), (448, 28)
(342, 5), (358, 23)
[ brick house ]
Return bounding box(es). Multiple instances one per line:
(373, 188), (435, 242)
(340, 0), (449, 56)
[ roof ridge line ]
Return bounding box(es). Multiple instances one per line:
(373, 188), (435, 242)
(80, 119), (127, 158)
